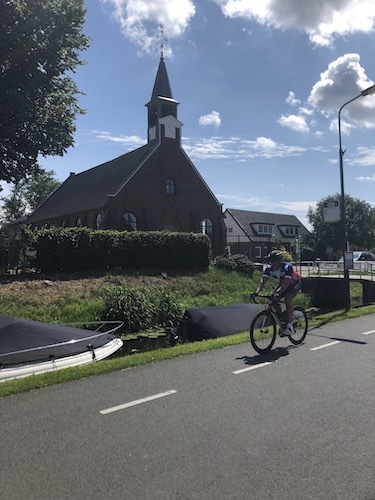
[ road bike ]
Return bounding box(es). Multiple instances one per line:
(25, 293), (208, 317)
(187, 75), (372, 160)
(249, 293), (308, 354)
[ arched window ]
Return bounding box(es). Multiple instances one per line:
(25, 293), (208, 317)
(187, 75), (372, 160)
(95, 213), (102, 230)
(166, 178), (175, 195)
(123, 212), (137, 231)
(200, 218), (213, 236)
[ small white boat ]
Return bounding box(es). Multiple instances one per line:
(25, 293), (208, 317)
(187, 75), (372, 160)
(0, 317), (123, 382)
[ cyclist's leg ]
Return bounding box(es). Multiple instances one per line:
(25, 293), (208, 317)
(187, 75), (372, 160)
(284, 291), (294, 324)
(281, 280), (301, 325)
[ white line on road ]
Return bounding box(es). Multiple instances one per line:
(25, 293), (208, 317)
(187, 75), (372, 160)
(311, 340), (341, 351)
(100, 390), (177, 415)
(233, 362), (273, 374)
(362, 330), (375, 336)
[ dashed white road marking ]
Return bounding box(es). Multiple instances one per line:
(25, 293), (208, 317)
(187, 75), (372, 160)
(233, 361), (273, 374)
(100, 390), (177, 415)
(311, 340), (341, 351)
(362, 330), (375, 336)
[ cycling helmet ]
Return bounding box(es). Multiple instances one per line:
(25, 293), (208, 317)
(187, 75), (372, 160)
(268, 250), (282, 262)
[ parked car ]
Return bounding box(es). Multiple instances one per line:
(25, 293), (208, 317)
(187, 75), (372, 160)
(338, 251), (375, 262)
(338, 251), (375, 271)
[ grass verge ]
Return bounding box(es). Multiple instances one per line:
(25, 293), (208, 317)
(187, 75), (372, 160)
(1, 302), (374, 399)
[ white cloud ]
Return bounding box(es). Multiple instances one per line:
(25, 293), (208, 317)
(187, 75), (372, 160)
(277, 114), (309, 133)
(279, 200), (317, 214)
(101, 0), (195, 55)
(351, 147), (375, 167)
(356, 173), (375, 181)
(90, 130), (145, 149)
(217, 194), (315, 228)
(212, 0), (375, 46)
(308, 53), (375, 130)
(199, 110), (221, 128)
(90, 130), (321, 163)
(286, 91), (301, 106)
(184, 135), (307, 160)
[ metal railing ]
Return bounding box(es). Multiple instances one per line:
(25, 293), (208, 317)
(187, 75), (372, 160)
(292, 261), (375, 281)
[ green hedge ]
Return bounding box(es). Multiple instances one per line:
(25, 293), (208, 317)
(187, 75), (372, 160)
(27, 227), (210, 273)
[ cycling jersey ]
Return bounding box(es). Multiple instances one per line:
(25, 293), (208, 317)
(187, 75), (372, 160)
(263, 262), (301, 284)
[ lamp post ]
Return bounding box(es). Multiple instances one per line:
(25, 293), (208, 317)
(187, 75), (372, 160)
(338, 83), (375, 310)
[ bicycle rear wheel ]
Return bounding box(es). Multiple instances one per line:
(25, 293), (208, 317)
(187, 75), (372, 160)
(289, 306), (308, 345)
(250, 311), (277, 354)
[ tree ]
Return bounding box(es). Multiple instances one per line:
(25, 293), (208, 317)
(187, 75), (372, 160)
(307, 194), (375, 258)
(0, 0), (89, 185)
(0, 169), (61, 223)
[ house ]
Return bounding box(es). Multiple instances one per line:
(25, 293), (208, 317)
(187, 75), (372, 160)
(27, 55), (226, 256)
(224, 208), (311, 261)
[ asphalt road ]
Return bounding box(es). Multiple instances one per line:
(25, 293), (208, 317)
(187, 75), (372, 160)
(1, 314), (375, 500)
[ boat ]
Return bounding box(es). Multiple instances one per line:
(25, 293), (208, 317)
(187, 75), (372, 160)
(0, 316), (123, 382)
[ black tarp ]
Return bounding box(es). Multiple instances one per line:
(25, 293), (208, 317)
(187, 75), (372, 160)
(0, 316), (118, 367)
(180, 303), (263, 342)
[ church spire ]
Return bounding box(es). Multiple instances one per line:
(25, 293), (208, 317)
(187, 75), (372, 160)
(146, 25), (181, 143)
(150, 25), (172, 101)
(150, 57), (173, 101)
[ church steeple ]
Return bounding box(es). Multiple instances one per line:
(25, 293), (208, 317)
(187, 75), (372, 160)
(150, 57), (173, 102)
(146, 26), (181, 143)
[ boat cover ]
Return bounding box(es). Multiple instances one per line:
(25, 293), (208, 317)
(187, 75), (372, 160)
(0, 316), (119, 367)
(180, 303), (263, 342)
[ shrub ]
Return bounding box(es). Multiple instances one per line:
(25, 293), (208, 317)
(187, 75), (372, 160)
(213, 253), (254, 277)
(153, 289), (184, 327)
(99, 285), (184, 333)
(100, 286), (156, 333)
(212, 255), (236, 272)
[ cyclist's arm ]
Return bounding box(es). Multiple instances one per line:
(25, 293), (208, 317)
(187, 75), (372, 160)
(275, 276), (291, 294)
(255, 276), (269, 294)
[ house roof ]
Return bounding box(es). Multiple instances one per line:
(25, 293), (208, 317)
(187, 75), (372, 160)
(27, 142), (157, 223)
(225, 208), (311, 242)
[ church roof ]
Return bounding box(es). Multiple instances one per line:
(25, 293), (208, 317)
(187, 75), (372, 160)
(27, 142), (157, 222)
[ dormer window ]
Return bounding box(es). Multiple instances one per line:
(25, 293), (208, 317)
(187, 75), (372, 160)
(283, 226), (298, 236)
(257, 224), (274, 234)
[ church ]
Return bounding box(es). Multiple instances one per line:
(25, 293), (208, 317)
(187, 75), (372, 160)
(27, 54), (227, 256)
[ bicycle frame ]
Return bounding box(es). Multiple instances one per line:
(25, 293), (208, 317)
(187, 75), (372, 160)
(253, 294), (286, 329)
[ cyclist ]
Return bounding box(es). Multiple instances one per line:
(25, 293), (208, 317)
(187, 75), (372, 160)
(253, 249), (302, 335)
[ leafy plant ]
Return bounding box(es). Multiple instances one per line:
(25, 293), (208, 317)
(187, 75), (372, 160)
(100, 286), (156, 333)
(213, 253), (254, 277)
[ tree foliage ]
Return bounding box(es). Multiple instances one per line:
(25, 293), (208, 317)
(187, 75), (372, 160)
(307, 194), (375, 257)
(0, 169), (61, 222)
(0, 0), (89, 184)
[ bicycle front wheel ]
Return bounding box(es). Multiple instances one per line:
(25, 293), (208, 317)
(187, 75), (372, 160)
(289, 306), (308, 345)
(250, 311), (277, 354)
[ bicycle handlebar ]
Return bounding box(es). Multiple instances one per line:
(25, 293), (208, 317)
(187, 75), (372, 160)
(250, 293), (279, 304)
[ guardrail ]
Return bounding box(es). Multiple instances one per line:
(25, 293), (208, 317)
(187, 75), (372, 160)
(292, 260), (375, 281)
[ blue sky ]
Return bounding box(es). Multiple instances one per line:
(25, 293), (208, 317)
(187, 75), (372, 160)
(29, 1), (375, 228)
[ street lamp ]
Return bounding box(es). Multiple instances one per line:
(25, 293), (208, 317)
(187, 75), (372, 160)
(338, 83), (375, 310)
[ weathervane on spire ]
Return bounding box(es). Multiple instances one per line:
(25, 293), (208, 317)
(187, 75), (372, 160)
(158, 23), (168, 59)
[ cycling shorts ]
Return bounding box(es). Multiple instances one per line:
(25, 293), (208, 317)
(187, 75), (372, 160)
(279, 280), (302, 298)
